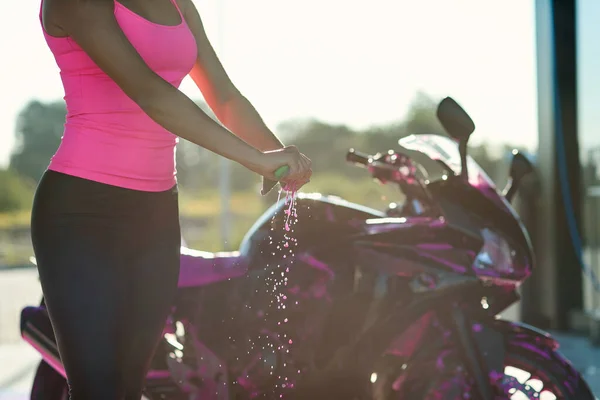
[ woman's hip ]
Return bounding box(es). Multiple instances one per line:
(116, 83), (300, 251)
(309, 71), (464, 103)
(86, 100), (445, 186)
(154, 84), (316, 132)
(31, 170), (180, 256)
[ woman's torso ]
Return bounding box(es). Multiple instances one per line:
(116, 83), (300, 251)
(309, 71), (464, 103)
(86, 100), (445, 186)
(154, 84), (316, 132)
(40, 0), (197, 191)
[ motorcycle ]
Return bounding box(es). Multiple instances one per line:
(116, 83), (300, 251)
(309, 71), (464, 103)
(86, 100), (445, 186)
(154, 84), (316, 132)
(20, 97), (595, 399)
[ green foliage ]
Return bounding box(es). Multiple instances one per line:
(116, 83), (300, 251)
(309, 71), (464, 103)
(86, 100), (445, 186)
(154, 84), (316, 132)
(0, 169), (34, 213)
(6, 92), (508, 210)
(182, 174), (405, 252)
(10, 100), (66, 182)
(1, 92), (521, 263)
(302, 172), (403, 210)
(275, 92), (450, 181)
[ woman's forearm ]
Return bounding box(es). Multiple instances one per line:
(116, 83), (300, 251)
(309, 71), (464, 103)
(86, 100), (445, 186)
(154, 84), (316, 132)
(141, 85), (263, 171)
(215, 93), (284, 152)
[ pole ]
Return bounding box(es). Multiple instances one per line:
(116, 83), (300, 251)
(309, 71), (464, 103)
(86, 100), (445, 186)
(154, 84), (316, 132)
(216, 0), (232, 251)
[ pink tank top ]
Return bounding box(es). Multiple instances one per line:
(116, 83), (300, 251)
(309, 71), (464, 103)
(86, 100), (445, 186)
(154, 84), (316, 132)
(40, 0), (198, 191)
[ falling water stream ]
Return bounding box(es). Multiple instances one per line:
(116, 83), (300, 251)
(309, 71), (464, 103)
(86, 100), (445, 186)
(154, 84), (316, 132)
(263, 185), (299, 398)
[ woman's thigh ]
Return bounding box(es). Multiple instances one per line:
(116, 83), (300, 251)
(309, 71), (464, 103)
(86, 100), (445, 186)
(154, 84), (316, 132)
(32, 209), (130, 399)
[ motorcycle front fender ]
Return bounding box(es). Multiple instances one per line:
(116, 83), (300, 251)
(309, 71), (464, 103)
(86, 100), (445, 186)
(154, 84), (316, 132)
(489, 318), (558, 350)
(467, 317), (559, 381)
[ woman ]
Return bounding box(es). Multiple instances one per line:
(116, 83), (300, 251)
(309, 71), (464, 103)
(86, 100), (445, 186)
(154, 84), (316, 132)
(33, 0), (312, 398)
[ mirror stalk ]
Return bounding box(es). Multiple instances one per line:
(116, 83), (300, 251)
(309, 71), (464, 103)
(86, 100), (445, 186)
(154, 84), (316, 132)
(503, 177), (520, 203)
(503, 150), (534, 203)
(458, 140), (469, 181)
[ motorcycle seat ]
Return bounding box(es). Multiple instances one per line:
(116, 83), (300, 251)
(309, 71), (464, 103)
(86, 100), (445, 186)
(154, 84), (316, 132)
(178, 246), (249, 288)
(21, 306), (55, 342)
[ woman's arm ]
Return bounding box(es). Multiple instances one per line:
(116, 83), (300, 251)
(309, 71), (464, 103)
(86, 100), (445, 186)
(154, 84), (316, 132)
(179, 0), (284, 152)
(51, 0), (303, 179)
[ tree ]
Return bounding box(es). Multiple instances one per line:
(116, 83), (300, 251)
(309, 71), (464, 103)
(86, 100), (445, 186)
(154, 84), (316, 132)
(10, 100), (66, 183)
(7, 99), (233, 190)
(402, 91), (445, 135)
(278, 93), (446, 177)
(8, 93), (501, 193)
(0, 169), (34, 212)
(273, 92), (504, 187)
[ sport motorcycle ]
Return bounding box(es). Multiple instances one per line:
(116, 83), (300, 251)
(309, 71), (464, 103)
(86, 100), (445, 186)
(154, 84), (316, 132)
(21, 97), (595, 399)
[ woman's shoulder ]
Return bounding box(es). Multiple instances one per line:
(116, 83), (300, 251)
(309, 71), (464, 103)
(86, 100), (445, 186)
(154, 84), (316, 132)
(41, 0), (68, 37)
(46, 0), (117, 24)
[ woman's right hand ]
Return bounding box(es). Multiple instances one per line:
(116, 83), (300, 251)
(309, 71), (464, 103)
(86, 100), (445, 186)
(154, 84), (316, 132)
(256, 146), (312, 187)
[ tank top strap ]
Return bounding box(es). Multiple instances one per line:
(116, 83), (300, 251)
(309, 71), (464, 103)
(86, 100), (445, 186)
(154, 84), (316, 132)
(169, 0), (184, 19)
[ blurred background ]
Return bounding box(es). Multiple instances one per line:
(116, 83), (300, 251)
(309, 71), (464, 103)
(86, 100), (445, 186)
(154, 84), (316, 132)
(2, 0), (600, 397)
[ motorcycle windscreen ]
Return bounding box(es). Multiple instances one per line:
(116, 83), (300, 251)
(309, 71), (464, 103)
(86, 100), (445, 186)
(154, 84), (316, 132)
(399, 134), (516, 212)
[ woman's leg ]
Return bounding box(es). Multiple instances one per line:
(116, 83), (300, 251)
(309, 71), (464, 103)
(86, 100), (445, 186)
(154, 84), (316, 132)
(118, 190), (181, 399)
(31, 171), (180, 400)
(33, 226), (129, 399)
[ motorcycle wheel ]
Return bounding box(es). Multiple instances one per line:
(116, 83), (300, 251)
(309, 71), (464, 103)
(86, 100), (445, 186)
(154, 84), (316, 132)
(376, 341), (595, 399)
(30, 361), (68, 400)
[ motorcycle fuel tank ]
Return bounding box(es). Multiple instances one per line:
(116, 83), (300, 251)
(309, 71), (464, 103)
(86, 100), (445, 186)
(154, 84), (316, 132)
(239, 192), (385, 271)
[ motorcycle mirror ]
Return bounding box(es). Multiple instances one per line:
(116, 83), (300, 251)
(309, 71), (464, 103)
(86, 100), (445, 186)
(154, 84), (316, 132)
(436, 97), (475, 142)
(436, 97), (475, 180)
(503, 150), (534, 203)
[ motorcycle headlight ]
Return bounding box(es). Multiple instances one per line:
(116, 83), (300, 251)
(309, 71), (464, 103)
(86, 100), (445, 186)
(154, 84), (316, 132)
(473, 228), (516, 275)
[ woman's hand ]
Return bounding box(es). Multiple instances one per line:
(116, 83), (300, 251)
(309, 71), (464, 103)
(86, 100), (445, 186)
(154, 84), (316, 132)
(256, 146), (312, 189)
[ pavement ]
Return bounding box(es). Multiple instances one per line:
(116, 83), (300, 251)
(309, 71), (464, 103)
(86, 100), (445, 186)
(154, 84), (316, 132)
(551, 332), (600, 396)
(0, 268), (599, 399)
(0, 343), (39, 400)
(0, 268), (41, 400)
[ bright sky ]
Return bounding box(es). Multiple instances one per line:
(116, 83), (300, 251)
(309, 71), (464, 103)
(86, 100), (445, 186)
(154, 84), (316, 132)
(0, 0), (557, 168)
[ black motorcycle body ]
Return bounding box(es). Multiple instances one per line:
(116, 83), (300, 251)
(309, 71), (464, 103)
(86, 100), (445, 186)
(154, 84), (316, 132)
(20, 98), (594, 400)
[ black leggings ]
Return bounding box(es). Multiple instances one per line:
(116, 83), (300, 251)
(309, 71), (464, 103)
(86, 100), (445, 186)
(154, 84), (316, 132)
(31, 171), (181, 400)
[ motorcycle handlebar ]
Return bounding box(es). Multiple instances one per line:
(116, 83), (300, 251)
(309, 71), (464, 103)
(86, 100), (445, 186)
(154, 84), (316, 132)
(347, 147), (430, 211)
(346, 148), (371, 167)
